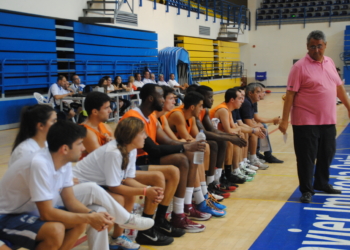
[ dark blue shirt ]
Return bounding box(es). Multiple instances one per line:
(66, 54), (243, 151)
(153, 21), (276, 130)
(231, 109), (241, 123)
(239, 96), (255, 120)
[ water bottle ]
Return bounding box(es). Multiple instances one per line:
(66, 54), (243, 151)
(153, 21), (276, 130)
(193, 130), (206, 164)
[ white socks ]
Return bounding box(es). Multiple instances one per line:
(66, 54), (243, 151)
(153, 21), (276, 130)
(206, 175), (214, 185)
(233, 168), (240, 175)
(249, 154), (257, 162)
(173, 197), (184, 214)
(194, 187), (205, 205)
(200, 181), (208, 195)
(214, 168), (222, 182)
(184, 187), (194, 205)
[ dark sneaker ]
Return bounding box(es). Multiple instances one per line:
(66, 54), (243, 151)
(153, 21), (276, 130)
(184, 204), (212, 221)
(135, 227), (174, 246)
(208, 181), (231, 198)
(155, 217), (186, 237)
(300, 192), (312, 203)
(314, 184), (341, 194)
(264, 155), (284, 164)
(227, 173), (246, 184)
(257, 152), (265, 161)
(170, 212), (205, 233)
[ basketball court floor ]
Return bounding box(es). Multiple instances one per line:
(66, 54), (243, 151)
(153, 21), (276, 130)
(1, 87), (349, 250)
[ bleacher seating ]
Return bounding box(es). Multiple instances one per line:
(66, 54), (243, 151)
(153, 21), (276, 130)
(0, 11), (160, 97)
(256, 0), (350, 28)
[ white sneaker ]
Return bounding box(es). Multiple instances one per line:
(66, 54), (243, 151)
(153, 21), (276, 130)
(239, 163), (256, 176)
(212, 193), (224, 201)
(109, 235), (140, 250)
(245, 160), (259, 170)
(120, 214), (154, 230)
(250, 158), (269, 170)
(236, 168), (254, 182)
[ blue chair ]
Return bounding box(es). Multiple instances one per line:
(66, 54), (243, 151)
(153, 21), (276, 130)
(255, 72), (267, 82)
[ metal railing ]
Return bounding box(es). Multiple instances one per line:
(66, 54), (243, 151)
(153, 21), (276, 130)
(0, 59), (161, 97)
(190, 60), (243, 82)
(256, 4), (350, 29)
(154, 0), (250, 31)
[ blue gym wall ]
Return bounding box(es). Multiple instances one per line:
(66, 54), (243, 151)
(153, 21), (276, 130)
(0, 11), (159, 128)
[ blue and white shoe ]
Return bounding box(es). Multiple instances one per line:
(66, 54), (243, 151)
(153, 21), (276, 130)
(109, 235), (140, 250)
(204, 193), (227, 210)
(196, 200), (226, 217)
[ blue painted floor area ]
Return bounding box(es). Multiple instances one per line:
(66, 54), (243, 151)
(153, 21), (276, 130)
(250, 124), (350, 250)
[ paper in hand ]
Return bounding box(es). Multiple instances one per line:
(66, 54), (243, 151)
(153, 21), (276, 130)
(283, 133), (288, 143)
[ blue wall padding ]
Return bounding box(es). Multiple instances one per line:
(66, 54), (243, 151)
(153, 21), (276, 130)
(0, 98), (37, 126)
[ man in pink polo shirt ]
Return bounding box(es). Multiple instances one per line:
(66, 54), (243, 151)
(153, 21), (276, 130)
(279, 30), (350, 203)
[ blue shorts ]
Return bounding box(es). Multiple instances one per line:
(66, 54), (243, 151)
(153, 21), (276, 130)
(0, 213), (45, 249)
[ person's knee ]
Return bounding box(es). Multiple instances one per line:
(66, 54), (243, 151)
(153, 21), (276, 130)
(42, 222), (65, 247)
(151, 171), (166, 188)
(174, 154), (190, 172)
(167, 165), (180, 184)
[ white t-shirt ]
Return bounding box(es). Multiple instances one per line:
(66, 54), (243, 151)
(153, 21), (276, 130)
(158, 81), (168, 86)
(9, 138), (47, 166)
(167, 79), (180, 88)
(107, 85), (115, 91)
(0, 148), (73, 216)
(133, 81), (144, 88)
(70, 83), (86, 93)
(73, 140), (136, 187)
(48, 83), (70, 106)
(143, 78), (155, 85)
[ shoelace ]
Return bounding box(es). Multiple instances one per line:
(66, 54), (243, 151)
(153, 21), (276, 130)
(208, 193), (219, 204)
(206, 199), (221, 211)
(120, 235), (133, 244)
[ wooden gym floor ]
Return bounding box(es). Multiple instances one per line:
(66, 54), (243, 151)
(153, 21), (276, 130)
(1, 87), (349, 250)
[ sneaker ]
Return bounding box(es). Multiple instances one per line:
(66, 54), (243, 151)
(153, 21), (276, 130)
(109, 235), (140, 250)
(155, 217), (186, 237)
(210, 192), (224, 202)
(245, 160), (259, 170)
(256, 152), (265, 162)
(264, 155), (284, 164)
(170, 212), (206, 233)
(219, 180), (237, 192)
(120, 214), (154, 231)
(196, 200), (226, 217)
(135, 227), (174, 246)
(240, 162), (256, 177)
(208, 181), (231, 198)
(184, 204), (212, 221)
(205, 193), (227, 210)
(236, 171), (254, 182)
(250, 158), (269, 170)
(227, 173), (246, 184)
(219, 175), (238, 190)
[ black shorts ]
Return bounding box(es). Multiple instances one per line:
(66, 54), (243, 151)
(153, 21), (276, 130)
(136, 155), (160, 166)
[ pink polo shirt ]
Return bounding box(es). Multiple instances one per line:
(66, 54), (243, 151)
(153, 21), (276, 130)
(287, 54), (342, 125)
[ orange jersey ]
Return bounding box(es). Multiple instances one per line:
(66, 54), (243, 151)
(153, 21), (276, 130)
(151, 111), (167, 131)
(81, 123), (112, 159)
(166, 107), (193, 139)
(209, 102), (232, 132)
(121, 109), (158, 157)
(198, 108), (206, 122)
